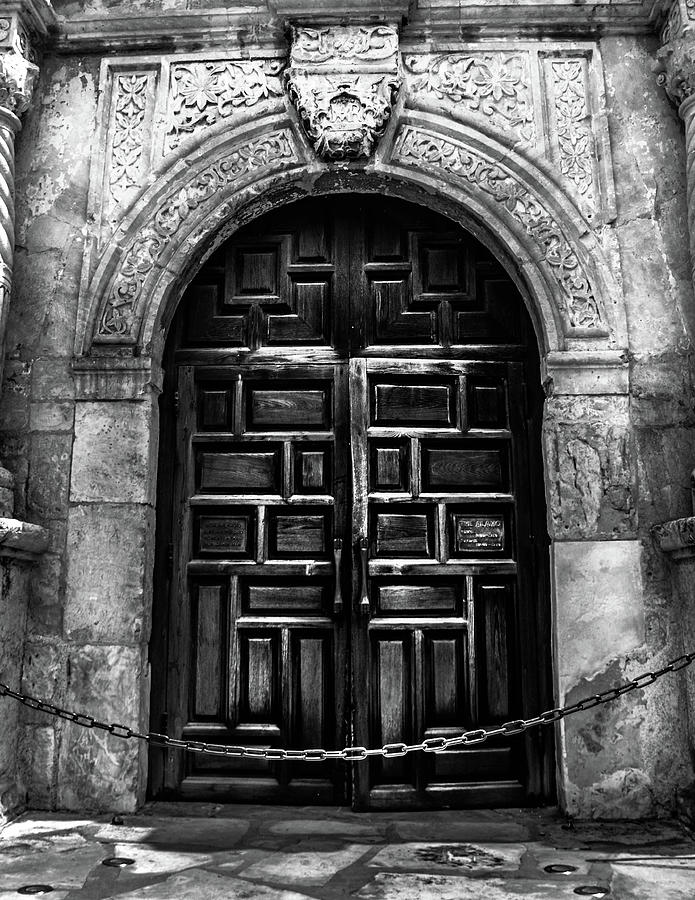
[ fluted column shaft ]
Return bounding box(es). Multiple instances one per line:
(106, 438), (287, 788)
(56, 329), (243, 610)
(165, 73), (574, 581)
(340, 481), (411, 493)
(682, 94), (695, 290)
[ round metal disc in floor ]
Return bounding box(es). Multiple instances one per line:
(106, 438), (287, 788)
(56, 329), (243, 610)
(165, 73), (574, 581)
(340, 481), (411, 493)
(101, 857), (135, 868)
(574, 888), (610, 897)
(544, 863), (579, 874)
(17, 887), (54, 895)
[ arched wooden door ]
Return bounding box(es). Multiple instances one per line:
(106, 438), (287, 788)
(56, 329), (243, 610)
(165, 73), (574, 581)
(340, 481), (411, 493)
(149, 195), (554, 809)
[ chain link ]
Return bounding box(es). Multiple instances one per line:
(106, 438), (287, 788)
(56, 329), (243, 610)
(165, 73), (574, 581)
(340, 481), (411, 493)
(1, 650), (693, 762)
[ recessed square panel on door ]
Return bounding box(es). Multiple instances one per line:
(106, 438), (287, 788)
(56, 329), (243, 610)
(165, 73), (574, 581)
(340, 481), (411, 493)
(267, 506), (332, 559)
(421, 440), (509, 492)
(373, 580), (464, 617)
(226, 240), (287, 305)
(196, 443), (282, 494)
(466, 377), (509, 430)
(371, 504), (436, 558)
(414, 236), (470, 300)
(294, 443), (333, 495)
(247, 382), (331, 431)
(371, 379), (457, 428)
(242, 578), (330, 615)
(197, 384), (234, 432)
(370, 441), (410, 493)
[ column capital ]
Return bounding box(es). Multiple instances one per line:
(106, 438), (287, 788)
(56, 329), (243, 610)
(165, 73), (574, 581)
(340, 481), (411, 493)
(657, 31), (695, 110)
(0, 12), (38, 119)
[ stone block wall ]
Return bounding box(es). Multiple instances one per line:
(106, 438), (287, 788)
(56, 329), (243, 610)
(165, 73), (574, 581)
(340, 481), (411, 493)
(1, 3), (694, 818)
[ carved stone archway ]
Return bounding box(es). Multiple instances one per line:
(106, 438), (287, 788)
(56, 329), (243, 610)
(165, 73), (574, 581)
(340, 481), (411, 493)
(75, 107), (626, 374)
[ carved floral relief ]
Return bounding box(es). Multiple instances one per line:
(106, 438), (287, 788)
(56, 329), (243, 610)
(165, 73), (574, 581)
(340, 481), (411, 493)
(394, 125), (604, 331)
(110, 74), (149, 197)
(167, 60), (283, 150)
(403, 53), (535, 144)
(548, 59), (594, 201)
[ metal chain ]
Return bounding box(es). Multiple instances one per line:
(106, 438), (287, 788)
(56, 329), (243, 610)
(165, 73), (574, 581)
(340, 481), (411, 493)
(1, 650), (693, 762)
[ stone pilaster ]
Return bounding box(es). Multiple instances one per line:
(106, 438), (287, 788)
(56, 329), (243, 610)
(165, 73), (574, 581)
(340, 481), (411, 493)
(652, 501), (695, 826)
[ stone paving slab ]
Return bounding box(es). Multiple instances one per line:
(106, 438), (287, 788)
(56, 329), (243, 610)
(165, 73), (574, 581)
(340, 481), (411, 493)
(367, 841), (526, 873)
(240, 842), (371, 886)
(94, 815), (249, 848)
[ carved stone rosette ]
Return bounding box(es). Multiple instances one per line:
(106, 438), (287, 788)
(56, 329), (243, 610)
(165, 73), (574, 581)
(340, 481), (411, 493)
(286, 25), (401, 160)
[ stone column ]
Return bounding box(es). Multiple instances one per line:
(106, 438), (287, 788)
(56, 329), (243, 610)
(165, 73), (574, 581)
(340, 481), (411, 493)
(0, 13), (38, 515)
(0, 10), (48, 825)
(656, 6), (695, 292)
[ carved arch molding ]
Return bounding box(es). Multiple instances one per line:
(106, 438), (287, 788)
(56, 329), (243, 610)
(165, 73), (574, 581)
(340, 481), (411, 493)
(76, 27), (626, 363)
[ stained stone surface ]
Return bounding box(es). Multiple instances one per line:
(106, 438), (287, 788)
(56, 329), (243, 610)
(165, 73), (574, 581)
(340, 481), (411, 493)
(112, 842), (213, 876)
(114, 870), (315, 899)
(269, 818), (381, 837)
(70, 401), (155, 504)
(392, 819), (530, 842)
(0, 808), (690, 899)
(356, 873), (587, 899)
(610, 862), (695, 899)
(367, 842), (525, 872)
(95, 815), (250, 848)
(0, 836), (105, 889)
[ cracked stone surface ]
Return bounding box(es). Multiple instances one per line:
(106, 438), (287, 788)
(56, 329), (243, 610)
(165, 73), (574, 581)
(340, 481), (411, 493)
(0, 805), (691, 898)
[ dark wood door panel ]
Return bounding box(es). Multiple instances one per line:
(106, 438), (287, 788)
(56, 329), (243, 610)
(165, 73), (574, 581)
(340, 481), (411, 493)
(153, 195), (552, 810)
(161, 362), (348, 803)
(351, 357), (536, 809)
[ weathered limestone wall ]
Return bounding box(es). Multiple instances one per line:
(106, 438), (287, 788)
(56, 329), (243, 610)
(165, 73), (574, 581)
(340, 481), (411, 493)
(546, 35), (695, 818)
(2, 14), (695, 818)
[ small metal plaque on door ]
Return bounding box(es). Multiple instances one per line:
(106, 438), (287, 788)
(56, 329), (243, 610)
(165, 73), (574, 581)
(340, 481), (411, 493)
(455, 515), (505, 552)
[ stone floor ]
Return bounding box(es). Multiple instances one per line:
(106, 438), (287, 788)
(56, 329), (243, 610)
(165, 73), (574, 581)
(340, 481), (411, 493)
(0, 804), (693, 899)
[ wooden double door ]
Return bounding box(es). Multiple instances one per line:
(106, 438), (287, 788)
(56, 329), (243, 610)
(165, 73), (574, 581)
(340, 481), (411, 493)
(150, 196), (553, 809)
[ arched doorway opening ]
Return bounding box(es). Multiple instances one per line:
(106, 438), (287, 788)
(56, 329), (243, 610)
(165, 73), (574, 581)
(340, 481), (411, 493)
(149, 193), (553, 809)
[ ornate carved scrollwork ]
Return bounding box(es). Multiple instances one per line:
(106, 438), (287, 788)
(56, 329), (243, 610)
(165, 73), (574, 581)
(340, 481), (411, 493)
(286, 25), (401, 160)
(98, 132), (298, 338)
(394, 125), (604, 331)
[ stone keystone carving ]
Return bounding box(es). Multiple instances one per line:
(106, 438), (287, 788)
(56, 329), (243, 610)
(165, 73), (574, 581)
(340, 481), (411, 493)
(286, 25), (401, 160)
